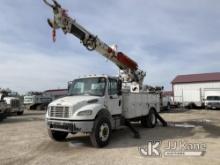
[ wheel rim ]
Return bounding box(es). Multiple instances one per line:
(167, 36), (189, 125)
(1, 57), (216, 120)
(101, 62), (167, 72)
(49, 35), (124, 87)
(99, 123), (110, 142)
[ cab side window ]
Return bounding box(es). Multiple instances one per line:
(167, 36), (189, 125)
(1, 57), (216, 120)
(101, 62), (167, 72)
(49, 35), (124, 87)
(108, 79), (118, 95)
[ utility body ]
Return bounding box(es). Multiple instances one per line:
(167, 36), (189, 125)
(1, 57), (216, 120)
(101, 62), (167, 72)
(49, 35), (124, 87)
(43, 0), (166, 147)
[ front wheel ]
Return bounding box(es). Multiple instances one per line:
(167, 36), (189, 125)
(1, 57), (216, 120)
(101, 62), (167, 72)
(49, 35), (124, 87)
(90, 117), (112, 148)
(48, 129), (68, 141)
(141, 109), (157, 128)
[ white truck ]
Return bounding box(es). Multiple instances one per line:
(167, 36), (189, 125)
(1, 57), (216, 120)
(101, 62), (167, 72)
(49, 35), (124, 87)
(0, 90), (23, 116)
(161, 96), (173, 111)
(43, 0), (166, 147)
(204, 90), (220, 109)
(24, 92), (52, 110)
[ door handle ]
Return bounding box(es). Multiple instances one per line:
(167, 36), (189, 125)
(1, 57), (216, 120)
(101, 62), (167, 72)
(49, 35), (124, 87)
(119, 100), (121, 106)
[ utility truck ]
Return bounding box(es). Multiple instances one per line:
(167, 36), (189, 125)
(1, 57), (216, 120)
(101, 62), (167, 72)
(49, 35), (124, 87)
(43, 0), (167, 147)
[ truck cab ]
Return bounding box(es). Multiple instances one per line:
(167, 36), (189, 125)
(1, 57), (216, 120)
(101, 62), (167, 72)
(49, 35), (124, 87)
(205, 96), (220, 109)
(46, 75), (123, 147)
(0, 91), (23, 116)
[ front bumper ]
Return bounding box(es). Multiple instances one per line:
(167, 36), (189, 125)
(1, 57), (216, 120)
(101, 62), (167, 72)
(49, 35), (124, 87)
(46, 119), (94, 133)
(206, 103), (220, 109)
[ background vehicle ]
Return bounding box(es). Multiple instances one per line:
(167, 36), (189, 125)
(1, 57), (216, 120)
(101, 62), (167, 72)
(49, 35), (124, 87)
(173, 88), (220, 109)
(160, 91), (174, 111)
(24, 92), (52, 110)
(0, 89), (23, 116)
(43, 0), (166, 147)
(205, 96), (220, 109)
(0, 97), (9, 121)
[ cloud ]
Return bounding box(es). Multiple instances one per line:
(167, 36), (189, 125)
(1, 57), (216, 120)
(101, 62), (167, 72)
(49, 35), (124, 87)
(0, 41), (118, 94)
(0, 0), (220, 93)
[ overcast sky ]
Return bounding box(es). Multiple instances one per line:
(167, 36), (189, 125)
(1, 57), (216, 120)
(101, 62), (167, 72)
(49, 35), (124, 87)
(0, 0), (220, 94)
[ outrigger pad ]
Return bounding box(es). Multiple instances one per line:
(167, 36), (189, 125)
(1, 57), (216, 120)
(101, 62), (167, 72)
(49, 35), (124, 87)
(155, 112), (168, 127)
(125, 119), (141, 139)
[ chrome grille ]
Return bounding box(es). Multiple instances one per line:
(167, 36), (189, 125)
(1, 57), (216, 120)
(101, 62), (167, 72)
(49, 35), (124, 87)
(49, 106), (71, 118)
(11, 100), (20, 108)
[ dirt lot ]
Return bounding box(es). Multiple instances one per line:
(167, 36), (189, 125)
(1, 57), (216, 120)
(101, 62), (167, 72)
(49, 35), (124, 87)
(0, 109), (220, 165)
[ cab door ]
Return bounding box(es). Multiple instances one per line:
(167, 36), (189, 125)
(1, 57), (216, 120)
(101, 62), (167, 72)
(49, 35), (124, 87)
(107, 78), (122, 115)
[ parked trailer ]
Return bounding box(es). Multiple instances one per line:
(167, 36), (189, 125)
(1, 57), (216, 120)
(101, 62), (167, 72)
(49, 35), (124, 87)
(24, 92), (52, 110)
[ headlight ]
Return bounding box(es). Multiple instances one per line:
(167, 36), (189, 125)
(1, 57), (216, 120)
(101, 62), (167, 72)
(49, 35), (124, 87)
(77, 110), (93, 116)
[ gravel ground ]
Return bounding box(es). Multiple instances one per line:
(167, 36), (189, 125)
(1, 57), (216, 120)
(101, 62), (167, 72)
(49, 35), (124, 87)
(0, 109), (220, 165)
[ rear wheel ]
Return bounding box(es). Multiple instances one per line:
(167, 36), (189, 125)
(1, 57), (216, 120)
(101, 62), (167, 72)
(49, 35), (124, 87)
(48, 129), (68, 141)
(141, 109), (157, 128)
(90, 116), (111, 148)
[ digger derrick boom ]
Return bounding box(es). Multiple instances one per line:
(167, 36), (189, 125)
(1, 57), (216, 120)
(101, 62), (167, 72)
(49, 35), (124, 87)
(43, 0), (146, 85)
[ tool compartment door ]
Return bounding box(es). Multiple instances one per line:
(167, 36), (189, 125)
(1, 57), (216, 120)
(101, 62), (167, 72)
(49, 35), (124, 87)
(122, 92), (149, 119)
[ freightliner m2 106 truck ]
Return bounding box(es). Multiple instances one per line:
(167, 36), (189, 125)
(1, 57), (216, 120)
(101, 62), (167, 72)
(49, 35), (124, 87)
(43, 0), (166, 147)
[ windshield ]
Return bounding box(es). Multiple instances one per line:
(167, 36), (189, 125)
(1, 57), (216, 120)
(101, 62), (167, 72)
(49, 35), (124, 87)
(207, 96), (220, 101)
(68, 77), (106, 96)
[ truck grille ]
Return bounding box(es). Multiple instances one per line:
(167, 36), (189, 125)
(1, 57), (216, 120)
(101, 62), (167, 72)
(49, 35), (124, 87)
(49, 106), (71, 118)
(11, 100), (20, 108)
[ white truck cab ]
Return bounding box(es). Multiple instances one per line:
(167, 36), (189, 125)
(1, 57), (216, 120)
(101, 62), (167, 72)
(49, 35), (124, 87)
(205, 96), (220, 109)
(0, 91), (23, 116)
(46, 75), (160, 147)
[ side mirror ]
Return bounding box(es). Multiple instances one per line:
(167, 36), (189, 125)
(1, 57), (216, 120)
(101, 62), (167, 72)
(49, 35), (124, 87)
(68, 81), (72, 91)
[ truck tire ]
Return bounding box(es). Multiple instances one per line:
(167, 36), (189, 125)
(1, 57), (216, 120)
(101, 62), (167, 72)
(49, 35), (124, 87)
(90, 116), (112, 148)
(17, 111), (24, 116)
(48, 129), (68, 141)
(0, 112), (7, 121)
(141, 109), (157, 128)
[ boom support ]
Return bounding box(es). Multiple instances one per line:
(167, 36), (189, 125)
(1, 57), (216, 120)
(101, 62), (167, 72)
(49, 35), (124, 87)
(43, 0), (146, 86)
